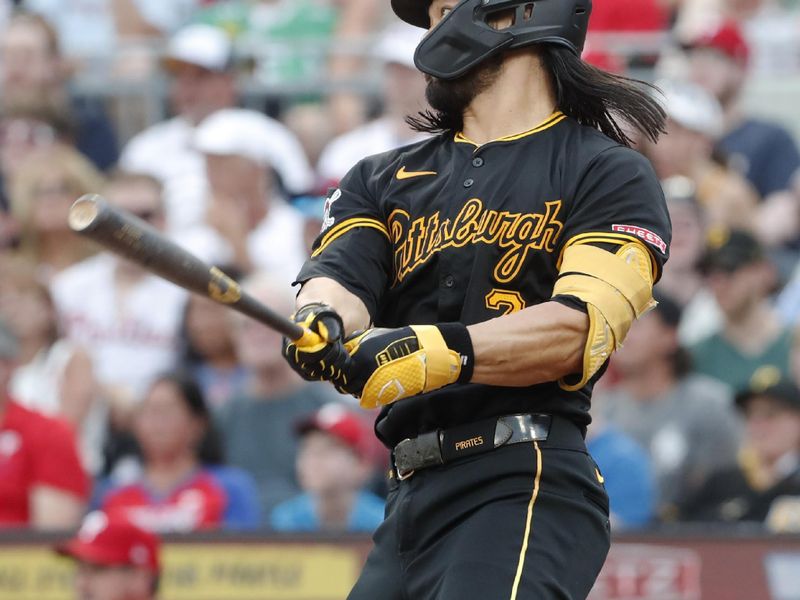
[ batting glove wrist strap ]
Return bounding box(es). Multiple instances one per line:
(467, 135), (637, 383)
(341, 323), (472, 409)
(436, 322), (474, 384)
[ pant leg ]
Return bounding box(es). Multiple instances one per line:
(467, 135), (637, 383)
(348, 484), (409, 600)
(404, 443), (611, 600)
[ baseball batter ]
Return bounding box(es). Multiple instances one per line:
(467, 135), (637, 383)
(284, 1), (671, 598)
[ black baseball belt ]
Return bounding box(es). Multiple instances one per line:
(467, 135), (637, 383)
(392, 413), (585, 480)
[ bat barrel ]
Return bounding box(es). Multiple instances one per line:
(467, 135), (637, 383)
(68, 194), (306, 341)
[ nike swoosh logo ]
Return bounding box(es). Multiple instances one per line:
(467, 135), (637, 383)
(396, 166), (437, 180)
(595, 468), (605, 484)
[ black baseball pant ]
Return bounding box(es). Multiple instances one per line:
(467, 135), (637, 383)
(348, 417), (611, 600)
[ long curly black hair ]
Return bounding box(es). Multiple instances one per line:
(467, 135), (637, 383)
(407, 45), (666, 147)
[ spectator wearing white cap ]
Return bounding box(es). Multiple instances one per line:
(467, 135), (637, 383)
(639, 79), (757, 232)
(194, 108), (309, 284)
(120, 24), (314, 233)
(118, 24), (237, 233)
(317, 22), (429, 184)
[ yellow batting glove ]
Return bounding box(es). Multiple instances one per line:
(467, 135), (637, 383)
(334, 323), (474, 408)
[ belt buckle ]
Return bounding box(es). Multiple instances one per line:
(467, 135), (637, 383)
(393, 431), (443, 480)
(396, 466), (415, 481)
(393, 438), (416, 481)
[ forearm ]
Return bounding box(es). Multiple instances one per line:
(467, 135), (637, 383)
(30, 486), (85, 530)
(296, 277), (371, 335)
(60, 349), (95, 427)
(468, 301), (588, 387)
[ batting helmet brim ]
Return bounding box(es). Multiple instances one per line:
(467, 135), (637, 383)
(391, 0), (431, 28)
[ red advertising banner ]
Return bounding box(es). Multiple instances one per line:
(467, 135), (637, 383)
(590, 545), (701, 600)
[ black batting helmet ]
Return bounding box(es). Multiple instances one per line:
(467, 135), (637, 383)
(391, 0), (592, 79)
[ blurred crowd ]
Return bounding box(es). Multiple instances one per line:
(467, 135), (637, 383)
(1, 0), (800, 543)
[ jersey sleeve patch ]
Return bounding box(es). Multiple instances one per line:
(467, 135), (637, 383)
(611, 224), (667, 254)
(321, 188), (342, 233)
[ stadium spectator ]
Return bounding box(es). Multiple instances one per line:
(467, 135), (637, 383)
(26, 0), (202, 60)
(0, 258), (103, 473)
(586, 407), (656, 530)
(57, 511), (162, 600)
(691, 229), (795, 389)
(590, 0), (669, 31)
(597, 293), (741, 519)
(118, 24), (237, 232)
(270, 403), (384, 533)
(639, 79), (758, 232)
(179, 288), (250, 414)
(194, 108), (309, 283)
(317, 22), (427, 183)
(50, 172), (187, 417)
(0, 100), (73, 213)
(100, 372), (260, 532)
(0, 318), (89, 529)
(218, 274), (333, 517)
(683, 20), (800, 246)
(282, 104), (336, 172)
(680, 370), (800, 531)
(194, 0), (389, 133)
(0, 11), (119, 171)
(656, 176), (723, 346)
(193, 0), (342, 85)
(119, 24), (313, 232)
(726, 0), (800, 75)
(9, 144), (104, 278)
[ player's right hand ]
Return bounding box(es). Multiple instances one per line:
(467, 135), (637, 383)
(282, 302), (346, 381)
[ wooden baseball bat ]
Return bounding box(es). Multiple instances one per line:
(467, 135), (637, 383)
(68, 194), (308, 341)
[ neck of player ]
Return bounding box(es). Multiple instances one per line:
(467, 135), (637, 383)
(461, 50), (557, 146)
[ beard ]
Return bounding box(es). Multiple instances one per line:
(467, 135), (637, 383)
(424, 53), (505, 118)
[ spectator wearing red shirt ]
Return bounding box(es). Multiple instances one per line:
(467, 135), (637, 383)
(0, 318), (89, 529)
(57, 511), (161, 600)
(100, 373), (231, 533)
(588, 0), (668, 32)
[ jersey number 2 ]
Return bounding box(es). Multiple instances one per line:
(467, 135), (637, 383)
(485, 289), (527, 315)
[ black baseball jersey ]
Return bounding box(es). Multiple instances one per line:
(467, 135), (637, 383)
(297, 111), (671, 447)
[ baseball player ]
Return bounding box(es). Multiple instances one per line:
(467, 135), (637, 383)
(284, 1), (671, 598)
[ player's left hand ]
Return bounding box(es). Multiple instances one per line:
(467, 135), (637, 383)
(283, 303), (346, 381)
(333, 324), (474, 409)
